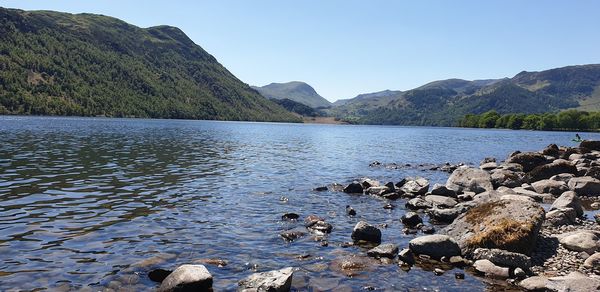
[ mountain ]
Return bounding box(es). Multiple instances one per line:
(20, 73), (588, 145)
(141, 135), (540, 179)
(0, 8), (300, 122)
(332, 64), (600, 126)
(252, 81), (331, 108)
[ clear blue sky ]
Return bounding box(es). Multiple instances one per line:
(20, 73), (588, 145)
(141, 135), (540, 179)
(3, 1), (600, 102)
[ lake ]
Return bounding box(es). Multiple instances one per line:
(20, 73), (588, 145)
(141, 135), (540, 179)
(1, 116), (598, 291)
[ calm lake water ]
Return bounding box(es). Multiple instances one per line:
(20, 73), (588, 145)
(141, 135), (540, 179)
(1, 116), (599, 291)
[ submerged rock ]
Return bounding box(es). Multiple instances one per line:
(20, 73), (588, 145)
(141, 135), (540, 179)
(446, 167), (493, 194)
(367, 243), (399, 259)
(238, 267), (293, 292)
(441, 199), (545, 256)
(158, 264), (212, 292)
(400, 212), (423, 227)
(408, 235), (461, 259)
(351, 221), (381, 244)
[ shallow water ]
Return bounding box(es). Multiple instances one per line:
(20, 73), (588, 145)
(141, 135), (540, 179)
(1, 116), (598, 291)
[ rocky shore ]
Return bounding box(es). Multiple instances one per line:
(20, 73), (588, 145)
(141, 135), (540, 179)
(147, 141), (600, 291)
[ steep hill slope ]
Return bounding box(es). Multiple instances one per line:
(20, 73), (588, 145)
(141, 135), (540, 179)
(252, 81), (331, 108)
(332, 65), (600, 126)
(0, 8), (300, 122)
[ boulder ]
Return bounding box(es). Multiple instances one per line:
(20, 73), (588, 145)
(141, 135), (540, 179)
(499, 194), (535, 203)
(280, 229), (306, 242)
(238, 267), (293, 292)
(343, 182), (363, 194)
(545, 208), (577, 226)
(158, 264), (213, 292)
(424, 195), (458, 208)
(405, 198), (432, 210)
(401, 212), (423, 227)
(497, 163), (524, 172)
(568, 176), (600, 196)
(473, 259), (509, 278)
(519, 276), (549, 290)
(480, 162), (498, 171)
(542, 144), (560, 158)
(512, 187), (552, 202)
(531, 180), (569, 196)
(430, 184), (457, 198)
(583, 252), (600, 269)
(351, 221), (381, 244)
(408, 235), (461, 259)
(400, 177), (429, 195)
(472, 248), (531, 268)
(398, 248), (415, 265)
(366, 186), (391, 196)
(549, 173), (575, 183)
(441, 199), (545, 256)
(366, 243), (399, 259)
(360, 178), (380, 189)
(490, 169), (526, 188)
(472, 190), (503, 204)
(580, 140), (600, 151)
(528, 161), (578, 182)
(427, 205), (470, 223)
(446, 167), (493, 194)
(585, 167), (600, 180)
(506, 152), (549, 172)
(558, 231), (600, 254)
(545, 271), (600, 292)
(550, 191), (583, 217)
(481, 157), (497, 164)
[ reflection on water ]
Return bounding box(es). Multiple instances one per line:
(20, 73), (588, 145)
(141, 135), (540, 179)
(0, 116), (597, 290)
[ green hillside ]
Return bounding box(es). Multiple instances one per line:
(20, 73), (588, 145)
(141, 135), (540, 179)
(252, 81), (331, 108)
(0, 8), (300, 122)
(332, 65), (600, 126)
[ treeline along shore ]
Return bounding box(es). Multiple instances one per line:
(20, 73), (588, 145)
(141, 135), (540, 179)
(460, 110), (600, 132)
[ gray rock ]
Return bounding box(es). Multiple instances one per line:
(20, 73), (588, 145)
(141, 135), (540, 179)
(481, 157), (497, 164)
(408, 235), (461, 259)
(519, 276), (548, 290)
(545, 271), (600, 292)
(400, 177), (430, 195)
(430, 184), (457, 198)
(343, 182), (363, 194)
(506, 152), (548, 172)
(500, 194), (535, 203)
(480, 162), (498, 170)
(472, 190), (503, 204)
(549, 173), (575, 183)
(512, 187), (552, 202)
(472, 248), (531, 268)
(568, 176), (600, 196)
(280, 228), (306, 242)
(351, 221), (381, 244)
(491, 169), (526, 188)
(580, 140), (600, 151)
(497, 163), (524, 172)
(427, 205), (471, 223)
(441, 199), (545, 256)
(514, 267), (526, 278)
(558, 231), (600, 254)
(583, 252), (600, 268)
(545, 208), (577, 226)
(473, 259), (509, 278)
(401, 212), (423, 227)
(398, 248), (415, 265)
(365, 186), (391, 196)
(367, 243), (399, 259)
(446, 167), (493, 194)
(550, 191), (583, 217)
(405, 197), (432, 210)
(158, 264), (213, 292)
(238, 267), (293, 292)
(531, 179), (569, 196)
(360, 178), (380, 189)
(527, 161), (578, 182)
(424, 195), (458, 208)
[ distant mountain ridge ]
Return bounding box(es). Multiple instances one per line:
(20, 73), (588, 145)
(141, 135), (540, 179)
(330, 64), (600, 126)
(0, 7), (300, 122)
(252, 81), (331, 108)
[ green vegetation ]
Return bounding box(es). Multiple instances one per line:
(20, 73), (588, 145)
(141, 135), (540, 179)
(0, 8), (300, 122)
(271, 98), (325, 117)
(332, 65), (600, 126)
(459, 110), (600, 131)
